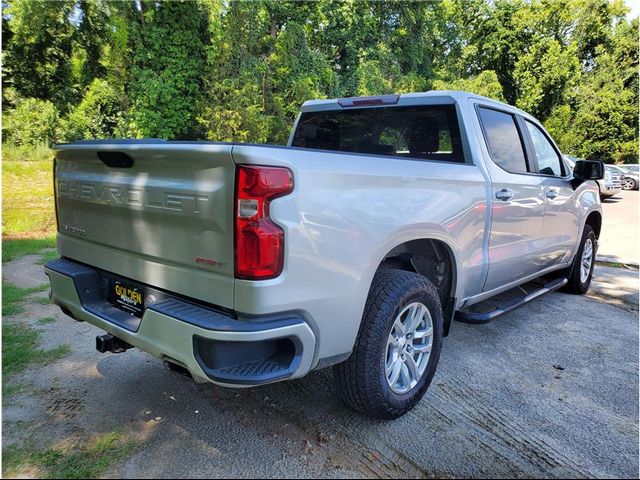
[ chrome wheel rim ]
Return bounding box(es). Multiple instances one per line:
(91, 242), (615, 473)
(385, 302), (433, 394)
(624, 178), (635, 189)
(580, 238), (593, 283)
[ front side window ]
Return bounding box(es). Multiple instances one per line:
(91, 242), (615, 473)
(291, 104), (464, 163)
(524, 120), (564, 176)
(477, 107), (528, 174)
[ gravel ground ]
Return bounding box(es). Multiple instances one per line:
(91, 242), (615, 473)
(2, 252), (638, 479)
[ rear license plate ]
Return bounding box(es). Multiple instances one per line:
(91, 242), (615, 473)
(108, 279), (145, 317)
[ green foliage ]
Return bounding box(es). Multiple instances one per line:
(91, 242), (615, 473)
(2, 157), (55, 237)
(2, 320), (70, 375)
(514, 39), (580, 120)
(62, 79), (123, 141)
(199, 80), (272, 143)
(2, 99), (59, 146)
(544, 16), (639, 162)
(2, 237), (56, 263)
(1, 144), (53, 163)
(128, 0), (207, 139)
(3, 431), (136, 479)
(433, 70), (505, 101)
(268, 22), (334, 143)
(2, 282), (50, 316)
(2, 0), (77, 109)
(1, 0), (637, 161)
(38, 317), (57, 325)
(36, 250), (60, 265)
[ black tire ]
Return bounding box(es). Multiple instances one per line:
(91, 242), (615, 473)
(561, 224), (597, 295)
(623, 178), (637, 190)
(334, 269), (443, 419)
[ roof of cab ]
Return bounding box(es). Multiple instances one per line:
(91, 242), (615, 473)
(299, 89), (536, 122)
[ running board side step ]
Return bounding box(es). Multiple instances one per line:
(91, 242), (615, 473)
(455, 277), (568, 324)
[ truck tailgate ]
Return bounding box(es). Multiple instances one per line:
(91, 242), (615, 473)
(54, 142), (235, 309)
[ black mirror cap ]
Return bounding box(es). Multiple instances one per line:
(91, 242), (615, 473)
(574, 159), (605, 181)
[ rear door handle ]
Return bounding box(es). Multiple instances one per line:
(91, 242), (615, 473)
(495, 189), (513, 201)
(546, 188), (559, 199)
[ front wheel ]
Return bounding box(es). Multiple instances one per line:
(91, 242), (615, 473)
(334, 269), (443, 419)
(623, 177), (637, 190)
(561, 224), (596, 294)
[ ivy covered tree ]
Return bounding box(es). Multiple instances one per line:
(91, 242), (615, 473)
(126, 0), (207, 139)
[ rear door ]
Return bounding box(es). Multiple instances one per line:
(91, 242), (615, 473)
(521, 119), (581, 267)
(475, 105), (546, 292)
(54, 142), (236, 308)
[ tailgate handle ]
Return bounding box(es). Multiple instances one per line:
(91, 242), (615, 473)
(97, 151), (134, 169)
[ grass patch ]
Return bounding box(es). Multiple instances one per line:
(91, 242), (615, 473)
(2, 143), (53, 163)
(36, 249), (59, 265)
(3, 283), (69, 397)
(2, 147), (55, 236)
(3, 382), (29, 397)
(2, 236), (56, 263)
(596, 260), (639, 270)
(3, 431), (137, 479)
(2, 282), (50, 316)
(37, 317), (56, 325)
(2, 322), (70, 377)
(31, 296), (53, 306)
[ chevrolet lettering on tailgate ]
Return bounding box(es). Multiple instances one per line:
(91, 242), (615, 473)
(57, 180), (209, 215)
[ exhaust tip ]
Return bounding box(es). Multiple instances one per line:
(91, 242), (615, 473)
(58, 304), (82, 321)
(164, 360), (193, 379)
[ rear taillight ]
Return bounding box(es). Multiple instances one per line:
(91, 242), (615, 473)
(235, 165), (294, 280)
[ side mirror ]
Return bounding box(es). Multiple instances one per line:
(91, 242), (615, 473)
(573, 160), (604, 181)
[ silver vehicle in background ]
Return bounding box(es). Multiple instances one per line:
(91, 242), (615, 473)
(621, 164), (640, 173)
(616, 164), (639, 190)
(600, 166), (624, 197)
(45, 91), (604, 419)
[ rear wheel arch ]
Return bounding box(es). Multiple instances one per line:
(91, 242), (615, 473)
(376, 238), (457, 335)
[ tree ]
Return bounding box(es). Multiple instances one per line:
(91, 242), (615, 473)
(514, 38), (580, 120)
(0, 0), (636, 160)
(268, 22), (334, 143)
(569, 18), (638, 162)
(127, 0), (207, 139)
(62, 78), (123, 141)
(433, 70), (505, 101)
(2, 0), (77, 109)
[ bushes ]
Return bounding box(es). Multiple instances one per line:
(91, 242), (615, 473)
(2, 99), (59, 147)
(3, 80), (124, 146)
(61, 79), (123, 141)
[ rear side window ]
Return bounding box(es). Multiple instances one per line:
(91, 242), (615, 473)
(477, 107), (528, 174)
(291, 105), (464, 163)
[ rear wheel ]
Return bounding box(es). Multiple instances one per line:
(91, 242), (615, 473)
(562, 224), (596, 294)
(334, 269), (443, 419)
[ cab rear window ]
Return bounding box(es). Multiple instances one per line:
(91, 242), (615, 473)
(291, 105), (464, 163)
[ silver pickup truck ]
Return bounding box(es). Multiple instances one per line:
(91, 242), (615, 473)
(45, 91), (604, 419)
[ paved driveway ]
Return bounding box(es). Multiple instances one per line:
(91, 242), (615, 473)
(3, 253), (638, 478)
(599, 190), (638, 264)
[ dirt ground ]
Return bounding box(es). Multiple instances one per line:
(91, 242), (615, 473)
(2, 250), (638, 479)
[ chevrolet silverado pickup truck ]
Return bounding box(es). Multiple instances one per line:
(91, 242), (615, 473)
(45, 91), (604, 419)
